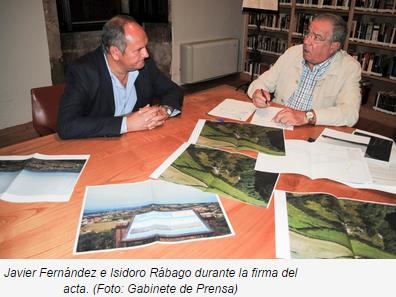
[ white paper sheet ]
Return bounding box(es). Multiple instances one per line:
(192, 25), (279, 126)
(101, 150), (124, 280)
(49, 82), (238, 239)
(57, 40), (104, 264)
(207, 98), (256, 121)
(250, 107), (293, 130)
(317, 129), (396, 194)
(187, 119), (206, 144)
(274, 190), (291, 259)
(318, 128), (370, 150)
(340, 146), (396, 194)
(0, 153), (89, 202)
(255, 140), (372, 184)
(353, 129), (394, 141)
(149, 143), (190, 178)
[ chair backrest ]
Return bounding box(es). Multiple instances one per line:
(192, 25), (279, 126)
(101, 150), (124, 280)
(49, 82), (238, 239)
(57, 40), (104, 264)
(31, 84), (65, 136)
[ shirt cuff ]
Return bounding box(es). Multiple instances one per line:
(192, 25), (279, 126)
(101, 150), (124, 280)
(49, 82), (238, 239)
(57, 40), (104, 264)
(169, 108), (181, 117)
(120, 116), (128, 134)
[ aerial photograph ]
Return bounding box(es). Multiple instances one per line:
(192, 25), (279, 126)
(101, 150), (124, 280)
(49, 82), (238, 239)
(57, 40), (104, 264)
(285, 192), (396, 259)
(0, 157), (87, 201)
(75, 180), (233, 253)
(196, 121), (285, 155)
(159, 144), (279, 208)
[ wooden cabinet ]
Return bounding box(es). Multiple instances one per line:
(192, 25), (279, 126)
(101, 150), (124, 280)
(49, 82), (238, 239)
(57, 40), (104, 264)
(241, 0), (396, 137)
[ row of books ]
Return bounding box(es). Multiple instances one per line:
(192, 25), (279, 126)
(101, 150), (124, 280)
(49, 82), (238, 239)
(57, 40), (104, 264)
(350, 21), (396, 45)
(243, 61), (271, 77)
(279, 0), (395, 11)
(350, 52), (396, 78)
(355, 0), (396, 11)
(296, 0), (350, 7)
(279, 0), (345, 4)
(293, 13), (315, 34)
(280, 0), (349, 6)
(248, 13), (291, 31)
(247, 36), (288, 55)
(248, 13), (396, 47)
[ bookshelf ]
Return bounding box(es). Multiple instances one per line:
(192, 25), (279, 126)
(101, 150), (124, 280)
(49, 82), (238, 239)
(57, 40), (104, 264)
(241, 0), (396, 137)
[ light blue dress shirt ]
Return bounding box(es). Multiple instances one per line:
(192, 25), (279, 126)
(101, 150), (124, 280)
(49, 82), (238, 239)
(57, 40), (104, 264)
(104, 54), (139, 134)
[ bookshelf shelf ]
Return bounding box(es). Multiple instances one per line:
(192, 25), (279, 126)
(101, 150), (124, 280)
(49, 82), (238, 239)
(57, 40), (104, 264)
(294, 5), (351, 14)
(354, 9), (395, 17)
(349, 40), (396, 51)
(247, 48), (283, 57)
(248, 26), (289, 34)
(362, 73), (396, 83)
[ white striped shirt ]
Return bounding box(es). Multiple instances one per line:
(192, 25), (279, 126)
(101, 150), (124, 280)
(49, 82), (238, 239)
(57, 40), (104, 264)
(286, 56), (334, 111)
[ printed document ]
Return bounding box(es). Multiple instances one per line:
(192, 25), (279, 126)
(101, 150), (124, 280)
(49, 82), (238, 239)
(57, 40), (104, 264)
(317, 128), (396, 193)
(0, 153), (89, 202)
(317, 128), (370, 150)
(151, 143), (279, 208)
(207, 98), (256, 121)
(255, 139), (372, 184)
(188, 119), (286, 156)
(318, 128), (393, 164)
(274, 190), (396, 259)
(75, 180), (233, 253)
(250, 107), (293, 130)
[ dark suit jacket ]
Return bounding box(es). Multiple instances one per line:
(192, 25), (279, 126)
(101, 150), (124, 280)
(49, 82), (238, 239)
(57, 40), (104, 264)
(57, 47), (183, 139)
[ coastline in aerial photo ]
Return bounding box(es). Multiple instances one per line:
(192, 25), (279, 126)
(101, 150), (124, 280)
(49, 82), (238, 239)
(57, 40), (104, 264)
(0, 157), (87, 201)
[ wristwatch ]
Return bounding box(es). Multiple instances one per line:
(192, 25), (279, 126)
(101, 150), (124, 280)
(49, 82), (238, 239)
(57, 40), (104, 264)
(305, 110), (316, 124)
(161, 105), (174, 117)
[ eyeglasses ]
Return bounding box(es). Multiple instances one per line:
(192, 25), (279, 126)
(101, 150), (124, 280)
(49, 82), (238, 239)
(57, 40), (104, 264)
(303, 31), (329, 43)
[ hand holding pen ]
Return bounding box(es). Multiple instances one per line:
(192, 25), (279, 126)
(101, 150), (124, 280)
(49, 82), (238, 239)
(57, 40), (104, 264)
(251, 88), (271, 108)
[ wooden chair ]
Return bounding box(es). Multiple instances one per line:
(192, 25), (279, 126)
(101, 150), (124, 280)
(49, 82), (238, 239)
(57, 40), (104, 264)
(31, 84), (65, 136)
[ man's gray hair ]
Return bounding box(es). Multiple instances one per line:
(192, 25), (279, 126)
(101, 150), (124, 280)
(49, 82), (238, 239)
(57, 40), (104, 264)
(313, 13), (347, 46)
(101, 15), (137, 54)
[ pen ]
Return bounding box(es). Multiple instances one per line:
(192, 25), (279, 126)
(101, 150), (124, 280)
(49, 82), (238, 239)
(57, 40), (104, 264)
(321, 135), (368, 146)
(261, 89), (270, 106)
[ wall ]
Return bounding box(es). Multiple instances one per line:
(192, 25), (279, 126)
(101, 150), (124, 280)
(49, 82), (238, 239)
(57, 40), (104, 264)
(43, 0), (64, 84)
(171, 0), (244, 84)
(0, 0), (52, 130)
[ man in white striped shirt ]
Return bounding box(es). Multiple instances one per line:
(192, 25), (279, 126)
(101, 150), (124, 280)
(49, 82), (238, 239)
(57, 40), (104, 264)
(248, 14), (361, 127)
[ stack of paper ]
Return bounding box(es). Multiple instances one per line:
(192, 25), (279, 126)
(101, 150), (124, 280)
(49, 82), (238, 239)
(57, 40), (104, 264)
(255, 139), (372, 184)
(317, 128), (396, 194)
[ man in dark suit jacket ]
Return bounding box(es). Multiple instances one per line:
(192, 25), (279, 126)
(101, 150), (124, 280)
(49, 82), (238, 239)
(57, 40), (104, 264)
(57, 15), (183, 139)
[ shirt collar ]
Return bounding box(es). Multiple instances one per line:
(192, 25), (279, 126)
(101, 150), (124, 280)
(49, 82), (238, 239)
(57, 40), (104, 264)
(302, 54), (335, 72)
(103, 53), (139, 88)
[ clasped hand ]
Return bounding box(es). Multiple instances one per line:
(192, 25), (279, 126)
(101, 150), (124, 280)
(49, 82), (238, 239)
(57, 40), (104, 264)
(126, 105), (169, 132)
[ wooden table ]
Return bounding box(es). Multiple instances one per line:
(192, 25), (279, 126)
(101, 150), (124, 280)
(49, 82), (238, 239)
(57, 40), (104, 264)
(0, 85), (395, 259)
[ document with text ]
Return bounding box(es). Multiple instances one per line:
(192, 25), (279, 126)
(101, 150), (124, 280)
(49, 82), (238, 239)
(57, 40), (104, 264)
(317, 128), (396, 194)
(207, 98), (256, 121)
(255, 139), (372, 184)
(250, 107), (293, 130)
